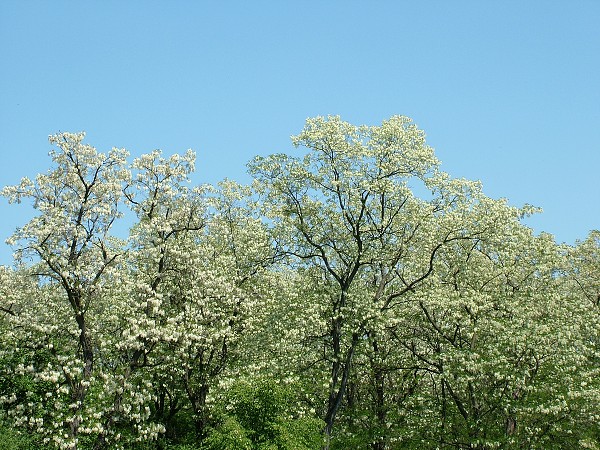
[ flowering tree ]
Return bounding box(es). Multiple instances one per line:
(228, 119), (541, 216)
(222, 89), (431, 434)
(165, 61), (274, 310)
(248, 116), (600, 449)
(249, 116), (504, 445)
(0, 133), (135, 448)
(124, 152), (272, 439)
(0, 122), (598, 450)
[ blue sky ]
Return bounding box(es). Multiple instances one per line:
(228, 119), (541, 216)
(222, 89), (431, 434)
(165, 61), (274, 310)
(1, 1), (599, 265)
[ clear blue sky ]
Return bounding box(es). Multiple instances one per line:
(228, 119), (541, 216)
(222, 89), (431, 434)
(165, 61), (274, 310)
(1, 1), (599, 265)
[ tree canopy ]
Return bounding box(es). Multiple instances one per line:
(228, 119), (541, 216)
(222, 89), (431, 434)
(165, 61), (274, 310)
(0, 117), (598, 449)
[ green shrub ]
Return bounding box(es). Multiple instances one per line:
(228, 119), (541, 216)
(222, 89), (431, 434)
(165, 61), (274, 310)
(205, 379), (324, 449)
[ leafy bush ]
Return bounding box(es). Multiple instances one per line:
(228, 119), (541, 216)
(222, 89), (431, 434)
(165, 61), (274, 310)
(204, 379), (324, 450)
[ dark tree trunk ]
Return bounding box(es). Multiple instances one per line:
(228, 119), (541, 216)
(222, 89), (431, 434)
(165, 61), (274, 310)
(323, 332), (358, 449)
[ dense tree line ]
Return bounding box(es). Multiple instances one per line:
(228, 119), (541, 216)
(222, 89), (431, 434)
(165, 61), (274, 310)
(0, 117), (598, 449)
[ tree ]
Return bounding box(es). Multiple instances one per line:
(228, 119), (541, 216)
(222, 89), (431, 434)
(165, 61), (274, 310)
(0, 138), (279, 449)
(0, 133), (137, 448)
(124, 153), (272, 440)
(249, 115), (508, 446)
(1, 123), (598, 450)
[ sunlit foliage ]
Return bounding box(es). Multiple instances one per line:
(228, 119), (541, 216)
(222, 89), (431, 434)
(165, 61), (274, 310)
(1, 119), (598, 449)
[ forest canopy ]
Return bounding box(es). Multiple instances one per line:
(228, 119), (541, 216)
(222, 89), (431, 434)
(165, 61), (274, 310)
(0, 116), (598, 450)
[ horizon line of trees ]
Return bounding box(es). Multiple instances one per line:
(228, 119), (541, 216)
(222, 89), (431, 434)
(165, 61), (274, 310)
(0, 116), (598, 450)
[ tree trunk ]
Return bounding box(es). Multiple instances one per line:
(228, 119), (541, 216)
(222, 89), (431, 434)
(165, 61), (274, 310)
(323, 332), (358, 449)
(370, 338), (386, 450)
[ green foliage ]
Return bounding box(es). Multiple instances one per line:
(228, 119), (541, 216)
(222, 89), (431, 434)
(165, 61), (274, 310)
(202, 417), (254, 450)
(0, 120), (599, 450)
(0, 422), (49, 450)
(205, 379), (324, 450)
